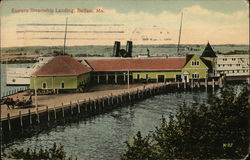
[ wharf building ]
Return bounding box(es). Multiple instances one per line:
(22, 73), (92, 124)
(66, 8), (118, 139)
(30, 55), (209, 93)
(30, 56), (91, 93)
(29, 43), (249, 93)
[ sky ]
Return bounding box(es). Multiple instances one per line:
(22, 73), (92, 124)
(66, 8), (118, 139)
(1, 0), (249, 47)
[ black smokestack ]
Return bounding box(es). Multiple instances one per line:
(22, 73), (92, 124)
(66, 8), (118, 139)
(113, 41), (120, 57)
(126, 41), (133, 57)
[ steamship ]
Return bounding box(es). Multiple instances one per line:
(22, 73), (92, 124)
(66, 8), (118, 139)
(6, 56), (53, 85)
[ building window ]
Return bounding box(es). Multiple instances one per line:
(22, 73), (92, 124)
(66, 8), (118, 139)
(218, 64), (221, 67)
(232, 58), (236, 61)
(232, 70), (234, 73)
(237, 70), (239, 73)
(137, 74), (140, 79)
(61, 82), (65, 88)
(243, 70), (245, 72)
(223, 64), (225, 67)
(145, 74), (149, 79)
(42, 82), (47, 89)
(236, 64), (240, 66)
(191, 61), (200, 66)
(223, 58), (227, 61)
(192, 73), (199, 79)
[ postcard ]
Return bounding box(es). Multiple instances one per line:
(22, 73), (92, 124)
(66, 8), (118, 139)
(0, 0), (249, 159)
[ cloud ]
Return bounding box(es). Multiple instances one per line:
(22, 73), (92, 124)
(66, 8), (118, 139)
(1, 4), (249, 47)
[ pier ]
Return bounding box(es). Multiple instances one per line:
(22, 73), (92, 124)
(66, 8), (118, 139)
(0, 80), (221, 141)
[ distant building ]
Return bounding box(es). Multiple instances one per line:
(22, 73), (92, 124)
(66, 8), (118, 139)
(30, 56), (92, 93)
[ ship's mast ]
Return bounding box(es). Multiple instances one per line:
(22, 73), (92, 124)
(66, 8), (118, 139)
(177, 12), (183, 56)
(63, 17), (68, 55)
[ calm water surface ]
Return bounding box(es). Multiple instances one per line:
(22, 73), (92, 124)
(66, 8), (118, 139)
(4, 91), (210, 160)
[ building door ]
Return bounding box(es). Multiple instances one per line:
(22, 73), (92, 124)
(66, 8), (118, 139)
(182, 71), (190, 83)
(183, 75), (189, 83)
(176, 75), (182, 82)
(157, 75), (165, 82)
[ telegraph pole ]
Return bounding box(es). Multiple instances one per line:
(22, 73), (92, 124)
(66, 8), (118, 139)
(177, 12), (183, 56)
(127, 70), (130, 90)
(63, 17), (68, 55)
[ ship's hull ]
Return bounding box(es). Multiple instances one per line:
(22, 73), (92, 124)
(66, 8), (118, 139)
(6, 68), (35, 85)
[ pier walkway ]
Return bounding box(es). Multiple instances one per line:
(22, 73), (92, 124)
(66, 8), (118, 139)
(0, 80), (222, 139)
(1, 81), (220, 121)
(1, 83), (162, 120)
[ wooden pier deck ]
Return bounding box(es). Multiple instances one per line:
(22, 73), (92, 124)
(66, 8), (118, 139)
(1, 81), (220, 121)
(1, 84), (149, 120)
(1, 80), (221, 139)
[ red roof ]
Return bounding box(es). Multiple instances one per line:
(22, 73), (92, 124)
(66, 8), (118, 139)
(87, 58), (186, 72)
(32, 56), (92, 76)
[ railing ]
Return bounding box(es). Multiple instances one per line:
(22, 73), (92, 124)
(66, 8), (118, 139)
(1, 86), (29, 98)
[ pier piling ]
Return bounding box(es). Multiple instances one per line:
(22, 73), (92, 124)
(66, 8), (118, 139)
(7, 113), (11, 131)
(19, 111), (23, 127)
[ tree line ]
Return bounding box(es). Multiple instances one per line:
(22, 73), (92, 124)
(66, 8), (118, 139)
(121, 85), (250, 160)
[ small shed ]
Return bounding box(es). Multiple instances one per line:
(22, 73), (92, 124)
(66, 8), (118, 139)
(30, 56), (92, 93)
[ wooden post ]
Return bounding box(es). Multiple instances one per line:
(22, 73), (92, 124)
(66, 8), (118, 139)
(111, 94), (114, 105)
(127, 70), (130, 90)
(106, 74), (109, 84)
(212, 78), (215, 89)
(177, 81), (180, 88)
(70, 101), (73, 115)
(102, 98), (105, 107)
(77, 100), (80, 114)
(219, 77), (222, 88)
(29, 109), (32, 125)
(19, 111), (23, 127)
(107, 97), (110, 106)
(129, 93), (131, 102)
(191, 79), (193, 89)
(184, 81), (186, 89)
(36, 108), (40, 124)
(205, 78), (208, 89)
(53, 105), (57, 120)
(120, 95), (123, 103)
(116, 96), (119, 104)
(123, 72), (126, 83)
(115, 72), (117, 84)
(7, 113), (11, 131)
(94, 99), (97, 111)
(137, 88), (139, 99)
(62, 103), (65, 118)
(97, 74), (100, 84)
(46, 106), (50, 122)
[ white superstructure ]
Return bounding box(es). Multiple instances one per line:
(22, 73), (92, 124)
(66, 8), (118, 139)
(6, 56), (53, 85)
(215, 54), (249, 77)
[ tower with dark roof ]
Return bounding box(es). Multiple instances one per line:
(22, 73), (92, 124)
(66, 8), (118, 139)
(200, 42), (217, 58)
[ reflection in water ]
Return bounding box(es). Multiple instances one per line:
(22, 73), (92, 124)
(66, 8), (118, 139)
(4, 91), (208, 160)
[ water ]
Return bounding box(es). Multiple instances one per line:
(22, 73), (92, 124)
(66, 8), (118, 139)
(3, 91), (209, 160)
